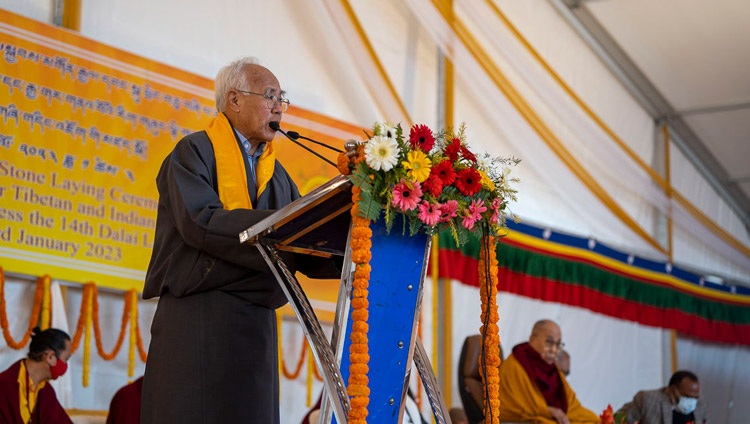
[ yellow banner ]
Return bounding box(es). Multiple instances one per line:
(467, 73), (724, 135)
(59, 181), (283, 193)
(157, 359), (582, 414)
(0, 10), (363, 291)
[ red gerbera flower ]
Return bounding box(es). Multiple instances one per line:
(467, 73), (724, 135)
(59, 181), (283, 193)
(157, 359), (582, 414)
(409, 124), (435, 151)
(431, 160), (456, 185)
(460, 146), (477, 164)
(422, 175), (443, 197)
(444, 138), (461, 162)
(455, 168), (482, 196)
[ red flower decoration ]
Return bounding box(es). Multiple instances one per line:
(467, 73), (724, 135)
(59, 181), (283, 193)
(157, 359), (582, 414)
(444, 138), (461, 162)
(460, 146), (477, 164)
(422, 176), (443, 197)
(599, 405), (614, 424)
(455, 168), (482, 196)
(409, 124), (435, 151)
(431, 160), (457, 186)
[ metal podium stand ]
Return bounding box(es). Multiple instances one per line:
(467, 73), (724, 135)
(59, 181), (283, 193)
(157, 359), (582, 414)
(240, 175), (451, 424)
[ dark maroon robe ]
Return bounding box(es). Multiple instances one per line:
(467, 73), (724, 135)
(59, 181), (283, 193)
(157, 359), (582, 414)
(106, 376), (143, 424)
(512, 342), (568, 412)
(0, 360), (73, 424)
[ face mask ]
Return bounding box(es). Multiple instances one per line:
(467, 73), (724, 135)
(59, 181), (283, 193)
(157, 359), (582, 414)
(675, 396), (698, 415)
(49, 357), (68, 380)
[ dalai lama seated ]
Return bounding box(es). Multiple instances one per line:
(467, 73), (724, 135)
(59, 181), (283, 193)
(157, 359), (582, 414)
(498, 319), (598, 424)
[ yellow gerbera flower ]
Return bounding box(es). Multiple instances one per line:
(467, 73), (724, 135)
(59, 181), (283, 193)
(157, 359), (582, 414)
(479, 170), (495, 190)
(402, 150), (431, 183)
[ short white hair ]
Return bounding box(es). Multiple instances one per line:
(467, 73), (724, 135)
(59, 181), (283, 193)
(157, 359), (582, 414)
(214, 56), (260, 112)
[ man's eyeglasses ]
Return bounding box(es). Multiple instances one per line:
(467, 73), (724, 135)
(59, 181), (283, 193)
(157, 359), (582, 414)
(234, 89), (290, 112)
(544, 338), (565, 350)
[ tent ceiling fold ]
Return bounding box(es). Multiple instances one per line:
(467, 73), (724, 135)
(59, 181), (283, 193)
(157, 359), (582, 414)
(552, 0), (750, 231)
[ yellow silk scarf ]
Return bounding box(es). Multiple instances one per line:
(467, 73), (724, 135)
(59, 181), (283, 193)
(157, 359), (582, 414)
(18, 361), (46, 424)
(205, 112), (276, 210)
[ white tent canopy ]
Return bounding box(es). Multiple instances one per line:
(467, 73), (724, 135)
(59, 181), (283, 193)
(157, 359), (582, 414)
(1, 0), (748, 423)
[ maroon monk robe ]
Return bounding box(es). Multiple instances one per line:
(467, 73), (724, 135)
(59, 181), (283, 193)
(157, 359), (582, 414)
(106, 376), (143, 424)
(0, 360), (73, 424)
(512, 342), (568, 412)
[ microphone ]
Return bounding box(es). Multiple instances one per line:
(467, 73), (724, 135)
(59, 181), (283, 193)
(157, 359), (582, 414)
(285, 130), (343, 153)
(270, 122), (336, 168)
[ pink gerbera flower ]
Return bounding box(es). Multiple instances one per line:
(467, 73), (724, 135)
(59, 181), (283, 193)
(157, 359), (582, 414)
(417, 201), (441, 226)
(462, 199), (487, 229)
(439, 199), (459, 223)
(392, 179), (423, 211)
(490, 198), (503, 224)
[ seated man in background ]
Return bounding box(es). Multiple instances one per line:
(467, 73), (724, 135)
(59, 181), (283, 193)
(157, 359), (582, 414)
(617, 370), (708, 424)
(107, 376), (143, 424)
(498, 319), (598, 424)
(556, 349), (571, 377)
(0, 327), (73, 424)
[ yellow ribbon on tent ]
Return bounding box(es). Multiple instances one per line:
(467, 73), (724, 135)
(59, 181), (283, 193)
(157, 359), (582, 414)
(205, 112), (276, 209)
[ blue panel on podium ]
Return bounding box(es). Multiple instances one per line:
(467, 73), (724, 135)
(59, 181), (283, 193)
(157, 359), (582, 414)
(336, 218), (429, 423)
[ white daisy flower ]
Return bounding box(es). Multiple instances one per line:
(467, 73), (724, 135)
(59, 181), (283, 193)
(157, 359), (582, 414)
(364, 135), (400, 171)
(477, 153), (492, 172)
(500, 166), (513, 190)
(373, 122), (398, 139)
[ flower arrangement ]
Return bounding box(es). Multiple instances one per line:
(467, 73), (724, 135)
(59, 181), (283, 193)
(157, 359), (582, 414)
(338, 122), (519, 246)
(338, 122), (519, 423)
(599, 404), (628, 424)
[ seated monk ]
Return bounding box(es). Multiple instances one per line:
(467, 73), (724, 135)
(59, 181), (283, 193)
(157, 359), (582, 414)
(0, 327), (73, 424)
(107, 376), (143, 424)
(498, 319), (597, 424)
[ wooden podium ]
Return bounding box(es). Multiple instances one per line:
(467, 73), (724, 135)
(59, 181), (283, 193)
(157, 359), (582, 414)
(240, 175), (451, 424)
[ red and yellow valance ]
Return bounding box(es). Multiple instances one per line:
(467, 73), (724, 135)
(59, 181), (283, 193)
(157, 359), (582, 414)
(436, 221), (750, 346)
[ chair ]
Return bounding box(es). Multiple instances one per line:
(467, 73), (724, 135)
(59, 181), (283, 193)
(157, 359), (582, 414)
(458, 335), (485, 424)
(458, 334), (505, 424)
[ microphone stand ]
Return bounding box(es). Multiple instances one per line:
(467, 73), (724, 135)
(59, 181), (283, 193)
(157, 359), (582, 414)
(286, 131), (343, 153)
(270, 123), (337, 168)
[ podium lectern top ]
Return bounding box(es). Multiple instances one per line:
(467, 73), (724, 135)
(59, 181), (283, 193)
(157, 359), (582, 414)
(239, 175), (352, 257)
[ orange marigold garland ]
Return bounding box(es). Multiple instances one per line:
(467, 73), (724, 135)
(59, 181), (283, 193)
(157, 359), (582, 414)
(70, 283), (94, 354)
(135, 310), (148, 362)
(339, 140), (373, 423)
(0, 272), (150, 369)
(478, 233), (501, 424)
(0, 268), (44, 349)
(281, 338), (307, 380)
(92, 284), (129, 360)
(346, 183), (372, 424)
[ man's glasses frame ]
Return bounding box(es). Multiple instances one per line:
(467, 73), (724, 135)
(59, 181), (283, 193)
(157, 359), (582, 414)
(544, 338), (565, 350)
(234, 89), (290, 112)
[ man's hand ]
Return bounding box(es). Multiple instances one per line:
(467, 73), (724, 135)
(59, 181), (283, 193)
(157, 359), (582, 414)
(548, 406), (570, 424)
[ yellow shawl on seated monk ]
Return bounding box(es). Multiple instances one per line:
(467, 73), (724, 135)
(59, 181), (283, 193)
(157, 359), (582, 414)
(498, 353), (598, 424)
(205, 112), (275, 210)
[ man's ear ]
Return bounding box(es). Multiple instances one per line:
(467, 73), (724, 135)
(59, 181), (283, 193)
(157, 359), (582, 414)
(228, 92), (241, 112)
(666, 385), (679, 403)
(44, 350), (57, 365)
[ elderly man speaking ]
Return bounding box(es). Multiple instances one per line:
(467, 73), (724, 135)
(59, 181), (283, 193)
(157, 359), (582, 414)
(141, 57), (328, 424)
